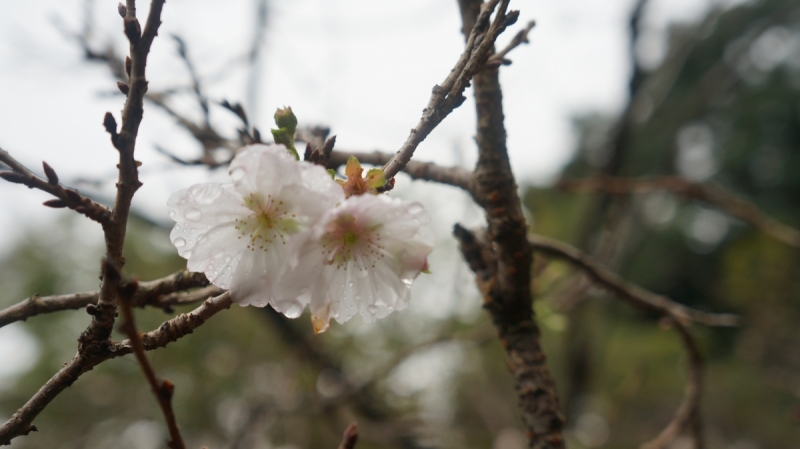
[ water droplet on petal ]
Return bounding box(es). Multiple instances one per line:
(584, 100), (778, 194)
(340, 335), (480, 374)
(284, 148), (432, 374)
(408, 204), (423, 214)
(348, 281), (354, 287)
(367, 305), (378, 314)
(358, 269), (369, 278)
(402, 278), (413, 286)
(283, 300), (304, 318)
(208, 264), (215, 271)
(230, 167), (246, 181)
(169, 210), (176, 218)
(213, 270), (219, 276)
(184, 208), (202, 221)
(173, 237), (186, 248)
(224, 256), (231, 263)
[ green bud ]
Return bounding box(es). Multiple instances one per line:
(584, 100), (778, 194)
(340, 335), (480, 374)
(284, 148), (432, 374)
(271, 128), (299, 159)
(327, 169), (336, 179)
(274, 107), (298, 136)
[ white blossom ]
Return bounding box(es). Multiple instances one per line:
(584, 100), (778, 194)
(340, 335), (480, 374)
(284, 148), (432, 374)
(167, 144), (344, 312)
(276, 194), (433, 333)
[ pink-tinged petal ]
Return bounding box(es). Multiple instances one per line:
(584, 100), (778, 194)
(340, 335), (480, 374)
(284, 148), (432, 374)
(274, 193), (433, 327)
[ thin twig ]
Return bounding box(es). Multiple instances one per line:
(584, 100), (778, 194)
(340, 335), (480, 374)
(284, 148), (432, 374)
(78, 0), (165, 347)
(382, 0), (515, 180)
(0, 270), (212, 329)
(559, 176), (800, 249)
(529, 233), (738, 327)
(0, 292), (231, 445)
(337, 423), (359, 449)
(328, 150), (472, 192)
(0, 148), (111, 224)
(118, 282), (187, 449)
(485, 20), (535, 67)
(640, 320), (704, 449)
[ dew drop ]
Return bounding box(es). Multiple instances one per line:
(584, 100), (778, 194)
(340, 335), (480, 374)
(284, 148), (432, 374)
(348, 281), (354, 287)
(402, 278), (413, 286)
(358, 269), (369, 278)
(229, 167), (246, 181)
(283, 300), (304, 318)
(184, 208), (202, 221)
(224, 256), (231, 263)
(208, 264), (215, 271)
(174, 225), (181, 232)
(213, 270), (219, 276)
(367, 305), (378, 314)
(173, 237), (186, 248)
(408, 204), (423, 214)
(169, 210), (176, 218)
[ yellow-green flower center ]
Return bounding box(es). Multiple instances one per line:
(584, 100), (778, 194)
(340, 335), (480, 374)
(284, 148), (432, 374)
(235, 193), (298, 252)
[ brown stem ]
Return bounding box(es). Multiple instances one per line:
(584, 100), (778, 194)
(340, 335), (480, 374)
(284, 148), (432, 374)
(0, 148), (111, 224)
(337, 422), (359, 449)
(79, 0), (165, 348)
(118, 283), (186, 449)
(0, 292), (231, 445)
(529, 234), (739, 327)
(0, 270), (212, 329)
(485, 20), (536, 67)
(456, 1), (566, 447)
(382, 0), (515, 180)
(640, 321), (704, 449)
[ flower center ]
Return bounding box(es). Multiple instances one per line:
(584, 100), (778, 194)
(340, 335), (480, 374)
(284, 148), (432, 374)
(321, 213), (384, 269)
(235, 193), (298, 252)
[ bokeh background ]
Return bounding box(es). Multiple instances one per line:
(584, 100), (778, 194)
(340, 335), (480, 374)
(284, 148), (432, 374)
(1, 0), (799, 448)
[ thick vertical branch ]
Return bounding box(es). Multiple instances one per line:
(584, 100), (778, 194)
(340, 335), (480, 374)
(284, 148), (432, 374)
(457, 1), (566, 447)
(80, 0), (164, 347)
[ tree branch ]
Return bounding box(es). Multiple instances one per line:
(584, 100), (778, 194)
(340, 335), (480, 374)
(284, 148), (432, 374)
(0, 148), (111, 224)
(529, 234), (738, 327)
(640, 320), (704, 449)
(0, 291), (231, 445)
(382, 0), (517, 180)
(0, 270), (212, 329)
(456, 1), (566, 447)
(118, 282), (187, 449)
(337, 423), (359, 449)
(485, 20), (535, 67)
(559, 176), (800, 249)
(79, 0), (165, 348)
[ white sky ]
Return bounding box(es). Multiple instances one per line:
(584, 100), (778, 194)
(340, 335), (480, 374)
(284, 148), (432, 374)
(0, 0), (717, 250)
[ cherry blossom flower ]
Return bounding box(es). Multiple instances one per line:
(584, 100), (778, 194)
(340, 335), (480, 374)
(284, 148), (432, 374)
(276, 194), (433, 333)
(167, 144), (344, 313)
